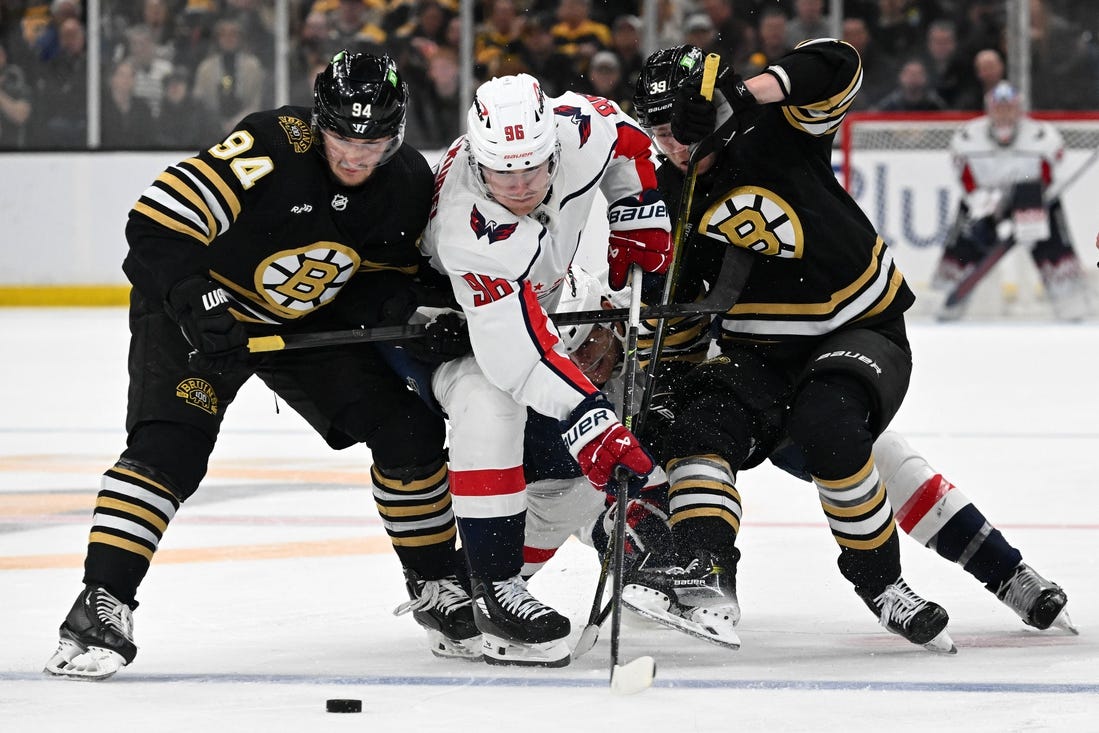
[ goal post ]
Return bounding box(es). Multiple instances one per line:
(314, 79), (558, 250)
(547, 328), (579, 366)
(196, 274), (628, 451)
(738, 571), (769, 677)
(839, 111), (1099, 319)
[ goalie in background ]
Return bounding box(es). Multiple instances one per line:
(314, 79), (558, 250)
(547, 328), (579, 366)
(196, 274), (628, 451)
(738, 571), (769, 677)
(933, 81), (1089, 321)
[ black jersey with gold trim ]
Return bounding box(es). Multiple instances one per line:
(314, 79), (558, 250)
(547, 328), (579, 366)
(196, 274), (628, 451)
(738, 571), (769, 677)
(663, 39), (914, 344)
(122, 105), (433, 326)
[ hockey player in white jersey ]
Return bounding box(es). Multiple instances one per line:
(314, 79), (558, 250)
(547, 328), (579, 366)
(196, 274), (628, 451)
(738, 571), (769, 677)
(933, 81), (1089, 320)
(419, 74), (672, 667)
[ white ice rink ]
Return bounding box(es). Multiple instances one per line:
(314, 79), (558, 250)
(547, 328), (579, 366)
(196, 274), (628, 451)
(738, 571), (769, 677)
(2, 308), (1097, 732)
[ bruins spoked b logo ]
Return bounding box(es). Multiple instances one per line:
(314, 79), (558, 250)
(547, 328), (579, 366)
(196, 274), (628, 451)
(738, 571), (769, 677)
(700, 185), (804, 259)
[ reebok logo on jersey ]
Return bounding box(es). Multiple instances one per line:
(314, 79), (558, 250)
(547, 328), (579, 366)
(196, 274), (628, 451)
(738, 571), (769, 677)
(554, 105), (591, 147)
(201, 289), (229, 312)
(290, 204), (313, 214)
(470, 205), (518, 243)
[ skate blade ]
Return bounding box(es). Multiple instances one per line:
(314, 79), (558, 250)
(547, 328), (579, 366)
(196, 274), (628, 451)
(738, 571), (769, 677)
(481, 635), (571, 667)
(922, 628), (958, 655)
(44, 644), (127, 680)
(621, 597), (741, 650)
(611, 655), (656, 695)
(425, 629), (483, 661)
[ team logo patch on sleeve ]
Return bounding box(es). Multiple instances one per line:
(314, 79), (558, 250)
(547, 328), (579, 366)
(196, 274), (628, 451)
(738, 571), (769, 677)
(470, 205), (519, 243)
(554, 105), (591, 147)
(176, 378), (218, 415)
(277, 116), (313, 153)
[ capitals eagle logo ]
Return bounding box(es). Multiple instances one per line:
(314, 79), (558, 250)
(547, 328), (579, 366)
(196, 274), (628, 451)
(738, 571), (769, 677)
(554, 105), (591, 147)
(470, 205), (519, 243)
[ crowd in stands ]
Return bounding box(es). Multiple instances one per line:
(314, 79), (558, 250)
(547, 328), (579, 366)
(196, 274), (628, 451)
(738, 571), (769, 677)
(1, 0), (1097, 151)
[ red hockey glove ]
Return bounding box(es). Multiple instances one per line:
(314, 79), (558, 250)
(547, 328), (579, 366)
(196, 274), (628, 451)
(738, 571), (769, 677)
(562, 394), (655, 496)
(607, 228), (672, 291)
(165, 275), (249, 374)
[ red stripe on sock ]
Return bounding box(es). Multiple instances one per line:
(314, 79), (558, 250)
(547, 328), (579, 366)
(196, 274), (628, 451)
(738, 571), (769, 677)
(895, 474), (954, 533)
(449, 466), (525, 497)
(523, 545), (557, 564)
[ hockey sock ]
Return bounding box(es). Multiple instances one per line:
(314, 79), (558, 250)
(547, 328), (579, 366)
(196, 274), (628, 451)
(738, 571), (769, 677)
(666, 455), (741, 558)
(371, 459), (458, 578)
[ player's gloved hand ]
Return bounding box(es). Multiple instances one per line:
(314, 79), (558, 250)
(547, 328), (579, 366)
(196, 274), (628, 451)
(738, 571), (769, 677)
(336, 270), (457, 327)
(607, 192), (673, 291)
(595, 478), (672, 559)
(671, 63), (756, 145)
(165, 275), (249, 374)
(397, 311), (472, 365)
(561, 393), (655, 497)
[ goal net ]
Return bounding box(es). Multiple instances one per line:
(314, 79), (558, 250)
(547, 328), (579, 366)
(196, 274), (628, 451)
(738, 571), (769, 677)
(839, 111), (1099, 320)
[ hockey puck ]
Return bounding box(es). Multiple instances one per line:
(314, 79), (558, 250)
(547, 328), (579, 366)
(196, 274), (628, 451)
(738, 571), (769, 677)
(326, 699), (362, 713)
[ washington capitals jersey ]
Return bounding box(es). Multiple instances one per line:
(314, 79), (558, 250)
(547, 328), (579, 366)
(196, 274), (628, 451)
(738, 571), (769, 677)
(666, 39), (914, 344)
(951, 116), (1063, 194)
(122, 105), (433, 326)
(421, 91), (669, 421)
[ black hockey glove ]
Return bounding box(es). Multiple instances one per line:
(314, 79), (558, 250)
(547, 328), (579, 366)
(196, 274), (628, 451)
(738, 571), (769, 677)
(671, 64), (757, 145)
(334, 270), (458, 328)
(397, 312), (472, 365)
(165, 275), (249, 374)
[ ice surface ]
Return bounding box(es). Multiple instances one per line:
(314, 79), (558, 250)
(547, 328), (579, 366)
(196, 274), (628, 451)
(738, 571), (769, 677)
(2, 309), (1097, 732)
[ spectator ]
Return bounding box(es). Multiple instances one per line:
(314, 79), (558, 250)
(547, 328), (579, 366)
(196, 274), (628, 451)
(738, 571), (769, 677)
(191, 17), (266, 135)
(786, 0), (828, 46)
(583, 50), (632, 115)
(171, 3), (216, 76)
(608, 14), (644, 90)
(873, 56), (948, 111)
(872, 0), (924, 59)
(291, 11), (337, 105)
(954, 0), (1005, 62)
(0, 39), (32, 148)
(155, 66), (220, 149)
(125, 24), (174, 119)
(474, 0), (523, 70)
(404, 44), (460, 151)
(955, 47), (1005, 111)
(138, 0), (177, 60)
(225, 0), (275, 61)
(698, 0), (757, 68)
(100, 58), (157, 148)
(33, 14), (86, 147)
(654, 0), (697, 49)
(842, 15), (898, 110)
(683, 13), (719, 56)
(32, 0), (80, 63)
(515, 12), (580, 97)
(1028, 0), (1098, 110)
(329, 0), (387, 57)
(921, 19), (972, 108)
(551, 0), (611, 76)
(744, 6), (792, 77)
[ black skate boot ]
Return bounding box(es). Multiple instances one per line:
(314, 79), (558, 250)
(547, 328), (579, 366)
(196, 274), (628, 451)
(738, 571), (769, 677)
(471, 576), (570, 667)
(622, 548), (741, 649)
(993, 563), (1077, 633)
(393, 570), (482, 660)
(860, 577), (956, 653)
(44, 585), (137, 680)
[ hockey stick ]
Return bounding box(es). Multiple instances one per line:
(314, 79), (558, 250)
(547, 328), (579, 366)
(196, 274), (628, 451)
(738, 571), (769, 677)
(635, 52), (721, 431)
(608, 264), (656, 695)
(942, 145), (1099, 310)
(246, 247), (746, 354)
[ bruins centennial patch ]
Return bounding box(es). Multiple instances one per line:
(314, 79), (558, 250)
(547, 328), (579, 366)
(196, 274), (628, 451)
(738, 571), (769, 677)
(278, 116), (313, 153)
(176, 378), (218, 415)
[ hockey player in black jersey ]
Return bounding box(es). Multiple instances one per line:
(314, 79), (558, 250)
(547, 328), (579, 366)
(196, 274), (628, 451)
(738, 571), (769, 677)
(44, 51), (479, 680)
(624, 40), (960, 652)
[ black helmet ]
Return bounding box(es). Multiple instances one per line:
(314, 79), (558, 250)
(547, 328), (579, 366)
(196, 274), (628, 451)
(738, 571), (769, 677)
(313, 51), (408, 141)
(633, 45), (705, 128)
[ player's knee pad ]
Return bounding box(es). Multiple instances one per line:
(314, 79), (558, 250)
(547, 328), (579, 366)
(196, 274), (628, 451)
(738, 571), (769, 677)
(434, 359), (526, 470)
(801, 323), (912, 434)
(118, 420), (215, 501)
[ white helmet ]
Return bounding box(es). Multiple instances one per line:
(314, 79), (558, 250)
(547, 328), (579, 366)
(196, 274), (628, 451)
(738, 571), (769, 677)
(466, 74), (560, 190)
(556, 267), (607, 353)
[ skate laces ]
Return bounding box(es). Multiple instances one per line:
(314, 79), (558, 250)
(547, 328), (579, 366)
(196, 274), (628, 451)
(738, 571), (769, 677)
(90, 588), (134, 640)
(997, 565), (1045, 615)
(490, 578), (555, 621)
(872, 580), (927, 630)
(393, 576), (471, 617)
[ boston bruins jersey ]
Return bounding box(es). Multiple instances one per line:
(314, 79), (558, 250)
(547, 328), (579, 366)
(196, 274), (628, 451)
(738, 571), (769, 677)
(664, 39), (914, 344)
(122, 105), (433, 327)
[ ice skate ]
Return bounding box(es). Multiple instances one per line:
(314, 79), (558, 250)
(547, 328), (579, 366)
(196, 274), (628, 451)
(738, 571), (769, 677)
(44, 585), (137, 680)
(471, 576), (570, 667)
(393, 570), (483, 660)
(861, 577), (956, 654)
(622, 549), (741, 650)
(993, 563), (1077, 634)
